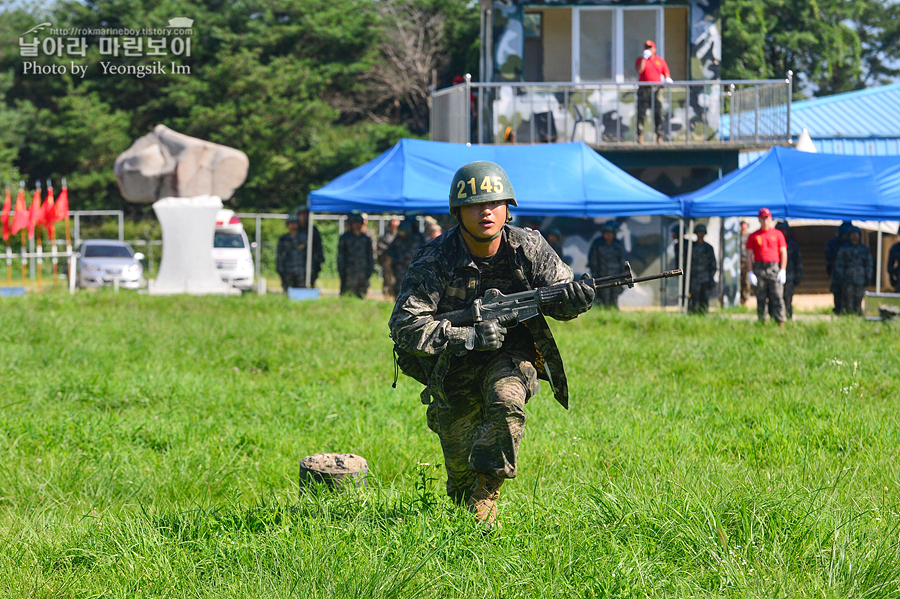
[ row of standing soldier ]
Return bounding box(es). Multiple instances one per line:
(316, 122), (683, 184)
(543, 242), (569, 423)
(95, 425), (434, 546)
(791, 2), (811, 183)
(278, 206), (889, 316)
(276, 206), (438, 299)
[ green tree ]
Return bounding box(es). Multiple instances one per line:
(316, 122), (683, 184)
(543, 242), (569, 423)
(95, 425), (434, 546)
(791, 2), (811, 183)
(722, 0), (898, 98)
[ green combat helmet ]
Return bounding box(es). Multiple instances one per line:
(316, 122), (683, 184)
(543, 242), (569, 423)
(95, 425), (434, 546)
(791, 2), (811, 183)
(448, 161), (516, 243)
(448, 161), (517, 212)
(695, 224), (707, 234)
(286, 214), (299, 225)
(347, 212), (364, 224)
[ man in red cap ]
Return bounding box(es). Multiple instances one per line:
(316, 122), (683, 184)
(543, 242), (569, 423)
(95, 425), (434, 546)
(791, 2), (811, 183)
(746, 208), (788, 325)
(635, 40), (672, 143)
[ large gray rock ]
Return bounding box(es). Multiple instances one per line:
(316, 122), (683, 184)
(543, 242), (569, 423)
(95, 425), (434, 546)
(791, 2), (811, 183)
(114, 125), (249, 203)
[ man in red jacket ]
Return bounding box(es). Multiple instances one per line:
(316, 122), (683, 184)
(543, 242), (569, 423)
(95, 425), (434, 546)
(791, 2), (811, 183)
(635, 40), (672, 143)
(746, 208), (788, 325)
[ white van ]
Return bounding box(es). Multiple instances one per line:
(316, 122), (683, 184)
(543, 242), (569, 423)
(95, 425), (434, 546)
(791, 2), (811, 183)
(213, 210), (255, 290)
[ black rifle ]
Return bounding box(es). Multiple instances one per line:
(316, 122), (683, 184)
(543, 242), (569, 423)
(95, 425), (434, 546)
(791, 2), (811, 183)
(442, 262), (682, 326)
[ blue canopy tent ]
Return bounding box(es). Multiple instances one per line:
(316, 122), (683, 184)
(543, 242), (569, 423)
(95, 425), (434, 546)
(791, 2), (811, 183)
(676, 146), (900, 295)
(308, 139), (678, 217)
(677, 146), (900, 220)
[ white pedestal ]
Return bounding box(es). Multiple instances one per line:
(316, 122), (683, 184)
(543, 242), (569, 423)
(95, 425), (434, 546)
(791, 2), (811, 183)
(148, 196), (234, 295)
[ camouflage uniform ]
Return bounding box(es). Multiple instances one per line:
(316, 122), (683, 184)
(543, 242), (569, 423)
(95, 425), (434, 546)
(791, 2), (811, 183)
(387, 228), (426, 297)
(887, 241), (900, 291)
(389, 225), (575, 502)
(779, 237), (803, 319)
(377, 228), (398, 299)
(337, 230), (376, 298)
(588, 236), (626, 308)
(276, 227), (324, 290)
(825, 224), (851, 314)
(835, 241), (873, 315)
(686, 240), (717, 314)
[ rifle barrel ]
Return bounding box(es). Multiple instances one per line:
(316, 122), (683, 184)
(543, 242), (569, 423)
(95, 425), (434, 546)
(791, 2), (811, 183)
(593, 268), (682, 290)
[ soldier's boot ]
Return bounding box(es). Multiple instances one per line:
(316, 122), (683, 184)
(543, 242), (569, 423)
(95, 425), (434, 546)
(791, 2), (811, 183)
(467, 472), (504, 529)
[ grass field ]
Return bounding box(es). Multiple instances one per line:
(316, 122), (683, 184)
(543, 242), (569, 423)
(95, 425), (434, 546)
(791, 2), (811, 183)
(1, 290), (899, 598)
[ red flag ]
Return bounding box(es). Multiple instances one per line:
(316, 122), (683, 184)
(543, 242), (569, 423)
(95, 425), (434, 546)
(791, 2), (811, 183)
(53, 184), (69, 223)
(41, 184), (56, 241)
(10, 188), (28, 235)
(1, 188), (10, 242)
(27, 185), (42, 239)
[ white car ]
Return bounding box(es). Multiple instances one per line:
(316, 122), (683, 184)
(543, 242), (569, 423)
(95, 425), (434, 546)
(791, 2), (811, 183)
(77, 240), (144, 289)
(213, 210), (255, 290)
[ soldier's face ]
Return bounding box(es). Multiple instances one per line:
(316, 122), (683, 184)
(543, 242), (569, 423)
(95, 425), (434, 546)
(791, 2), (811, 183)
(850, 231), (860, 245)
(298, 212), (308, 227)
(287, 222), (299, 234)
(697, 233), (705, 243)
(459, 201), (507, 240)
(350, 222), (363, 234)
(603, 231), (615, 243)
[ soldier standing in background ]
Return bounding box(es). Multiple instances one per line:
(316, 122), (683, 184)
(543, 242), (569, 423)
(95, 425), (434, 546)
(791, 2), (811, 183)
(834, 226), (873, 315)
(825, 222), (852, 314)
(276, 214), (304, 292)
(387, 219), (425, 296)
(544, 227), (564, 261)
(686, 224), (717, 314)
(775, 221), (803, 319)
(888, 234), (900, 291)
(377, 217), (401, 301)
(276, 208), (324, 291)
(337, 212), (375, 298)
(588, 222), (626, 308)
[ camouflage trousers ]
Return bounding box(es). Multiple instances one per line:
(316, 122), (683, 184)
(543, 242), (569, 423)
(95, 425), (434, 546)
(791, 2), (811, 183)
(841, 284), (865, 315)
(340, 273), (369, 299)
(426, 347), (539, 504)
(280, 272), (307, 291)
(740, 263), (750, 305)
(753, 262), (785, 323)
(594, 287), (622, 309)
(688, 281), (713, 314)
(379, 256), (396, 299)
(781, 280), (795, 319)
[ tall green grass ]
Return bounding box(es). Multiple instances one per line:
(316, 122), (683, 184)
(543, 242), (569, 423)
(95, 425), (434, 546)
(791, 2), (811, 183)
(1, 290), (898, 597)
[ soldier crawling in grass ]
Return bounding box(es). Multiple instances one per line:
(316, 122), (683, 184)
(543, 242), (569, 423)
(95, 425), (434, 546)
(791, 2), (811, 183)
(389, 161), (594, 530)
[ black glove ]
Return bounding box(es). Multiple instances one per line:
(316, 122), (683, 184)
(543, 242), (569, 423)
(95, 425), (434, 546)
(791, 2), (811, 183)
(467, 313), (518, 351)
(557, 277), (595, 317)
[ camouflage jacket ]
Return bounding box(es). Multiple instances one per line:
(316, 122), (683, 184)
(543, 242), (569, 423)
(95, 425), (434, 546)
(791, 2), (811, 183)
(824, 237), (846, 277)
(376, 230), (397, 266)
(786, 238), (803, 285)
(276, 228), (324, 276)
(835, 243), (873, 286)
(588, 238), (626, 278)
(888, 241), (900, 288)
(337, 231), (375, 279)
(387, 231), (426, 291)
(686, 241), (717, 286)
(389, 225), (576, 409)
